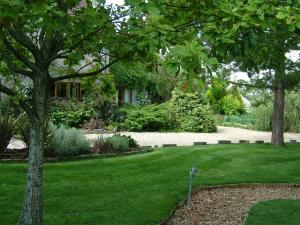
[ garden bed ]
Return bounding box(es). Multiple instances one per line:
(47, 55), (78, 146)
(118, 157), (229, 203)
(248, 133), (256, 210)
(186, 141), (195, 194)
(0, 146), (153, 161)
(164, 184), (300, 225)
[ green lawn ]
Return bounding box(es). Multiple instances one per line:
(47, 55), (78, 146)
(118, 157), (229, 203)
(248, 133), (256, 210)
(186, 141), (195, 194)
(245, 200), (300, 225)
(0, 144), (300, 225)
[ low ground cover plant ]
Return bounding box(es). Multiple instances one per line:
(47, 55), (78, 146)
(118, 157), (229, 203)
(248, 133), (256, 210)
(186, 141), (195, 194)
(218, 113), (254, 129)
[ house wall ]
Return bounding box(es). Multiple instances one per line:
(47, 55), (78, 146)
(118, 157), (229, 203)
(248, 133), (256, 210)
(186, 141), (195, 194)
(117, 88), (147, 105)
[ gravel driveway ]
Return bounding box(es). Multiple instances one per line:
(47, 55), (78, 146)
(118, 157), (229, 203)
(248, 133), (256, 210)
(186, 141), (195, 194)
(86, 126), (300, 147)
(9, 126), (300, 149)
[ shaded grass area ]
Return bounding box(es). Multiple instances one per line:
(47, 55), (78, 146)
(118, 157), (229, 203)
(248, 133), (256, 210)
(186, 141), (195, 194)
(245, 200), (300, 225)
(0, 144), (300, 225)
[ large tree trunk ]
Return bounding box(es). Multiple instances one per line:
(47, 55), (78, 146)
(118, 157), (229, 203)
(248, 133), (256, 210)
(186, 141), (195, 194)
(271, 80), (285, 146)
(19, 75), (49, 225)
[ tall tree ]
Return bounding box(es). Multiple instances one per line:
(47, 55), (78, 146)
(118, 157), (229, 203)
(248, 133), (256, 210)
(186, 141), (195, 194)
(157, 0), (300, 145)
(0, 1), (172, 224)
(220, 0), (300, 146)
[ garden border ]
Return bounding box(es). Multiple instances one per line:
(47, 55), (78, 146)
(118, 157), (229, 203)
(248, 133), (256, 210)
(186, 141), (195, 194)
(158, 183), (300, 225)
(0, 147), (153, 163)
(3, 141), (299, 162)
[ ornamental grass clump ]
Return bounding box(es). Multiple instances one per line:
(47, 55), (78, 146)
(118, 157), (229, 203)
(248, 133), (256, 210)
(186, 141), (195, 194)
(251, 103), (273, 131)
(16, 112), (55, 150)
(50, 125), (90, 157)
(92, 135), (113, 154)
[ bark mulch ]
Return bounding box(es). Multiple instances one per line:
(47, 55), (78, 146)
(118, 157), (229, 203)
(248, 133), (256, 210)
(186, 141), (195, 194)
(165, 184), (300, 225)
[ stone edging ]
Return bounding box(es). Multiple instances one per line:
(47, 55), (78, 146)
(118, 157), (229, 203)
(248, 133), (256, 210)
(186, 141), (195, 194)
(157, 183), (300, 225)
(158, 140), (298, 147)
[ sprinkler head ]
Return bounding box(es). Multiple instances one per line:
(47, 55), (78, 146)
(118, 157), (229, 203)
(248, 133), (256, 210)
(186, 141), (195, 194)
(190, 166), (198, 177)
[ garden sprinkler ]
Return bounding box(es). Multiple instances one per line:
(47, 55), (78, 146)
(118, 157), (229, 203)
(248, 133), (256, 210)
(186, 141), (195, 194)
(188, 166), (198, 208)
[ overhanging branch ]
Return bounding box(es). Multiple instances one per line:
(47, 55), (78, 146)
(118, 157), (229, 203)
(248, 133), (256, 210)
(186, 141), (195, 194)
(49, 26), (104, 63)
(14, 68), (34, 78)
(8, 27), (40, 60)
(51, 58), (118, 82)
(3, 37), (38, 72)
(0, 83), (16, 96)
(228, 80), (273, 89)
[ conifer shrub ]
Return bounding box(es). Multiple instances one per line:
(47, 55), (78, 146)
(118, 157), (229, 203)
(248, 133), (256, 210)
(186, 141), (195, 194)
(170, 90), (217, 132)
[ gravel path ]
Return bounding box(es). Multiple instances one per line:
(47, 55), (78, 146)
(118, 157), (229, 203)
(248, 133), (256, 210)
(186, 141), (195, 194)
(9, 126), (300, 149)
(166, 184), (300, 225)
(86, 126), (300, 147)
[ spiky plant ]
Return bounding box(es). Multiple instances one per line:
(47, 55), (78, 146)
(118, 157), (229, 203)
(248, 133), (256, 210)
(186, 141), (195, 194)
(0, 107), (17, 156)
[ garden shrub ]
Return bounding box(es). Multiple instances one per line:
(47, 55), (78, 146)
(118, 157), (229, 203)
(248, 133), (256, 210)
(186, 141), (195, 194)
(49, 125), (90, 157)
(109, 135), (129, 152)
(92, 135), (138, 154)
(219, 94), (244, 115)
(229, 86), (245, 113)
(170, 89), (217, 132)
(51, 109), (93, 128)
(180, 106), (217, 132)
(117, 104), (175, 131)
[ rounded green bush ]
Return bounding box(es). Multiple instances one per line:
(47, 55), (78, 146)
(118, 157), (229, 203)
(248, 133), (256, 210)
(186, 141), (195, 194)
(219, 95), (243, 116)
(180, 106), (217, 132)
(109, 135), (129, 152)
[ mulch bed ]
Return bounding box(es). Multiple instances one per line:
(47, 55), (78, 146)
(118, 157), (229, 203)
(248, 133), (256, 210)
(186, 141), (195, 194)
(164, 184), (300, 225)
(0, 147), (153, 161)
(0, 148), (28, 160)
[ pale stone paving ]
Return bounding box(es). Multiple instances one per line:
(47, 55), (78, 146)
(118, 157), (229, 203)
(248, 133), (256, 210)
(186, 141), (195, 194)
(9, 126), (300, 149)
(86, 126), (300, 147)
